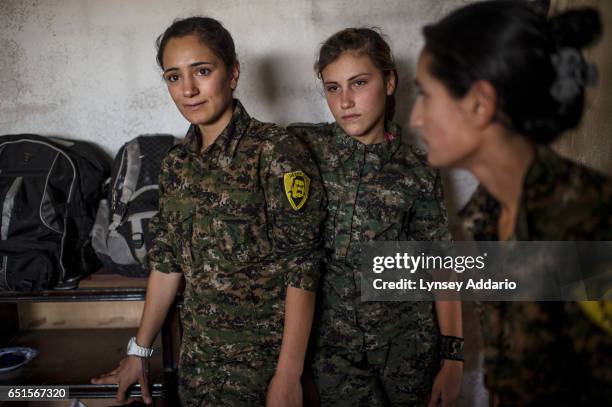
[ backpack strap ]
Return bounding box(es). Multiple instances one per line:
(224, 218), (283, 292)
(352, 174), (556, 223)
(109, 140), (141, 231)
(1, 177), (23, 241)
(128, 210), (159, 263)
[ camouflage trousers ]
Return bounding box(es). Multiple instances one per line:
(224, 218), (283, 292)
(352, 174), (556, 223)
(177, 355), (276, 407)
(311, 338), (439, 407)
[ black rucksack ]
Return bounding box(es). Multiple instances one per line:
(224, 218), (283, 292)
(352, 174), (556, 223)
(0, 134), (110, 291)
(92, 135), (178, 277)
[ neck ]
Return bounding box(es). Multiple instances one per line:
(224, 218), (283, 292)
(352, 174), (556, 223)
(466, 132), (535, 213)
(197, 102), (235, 151)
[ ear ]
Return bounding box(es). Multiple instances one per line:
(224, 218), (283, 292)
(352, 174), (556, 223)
(230, 61), (240, 90)
(466, 80), (497, 128)
(385, 70), (397, 96)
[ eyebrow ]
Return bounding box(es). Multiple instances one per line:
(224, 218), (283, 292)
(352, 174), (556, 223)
(323, 72), (373, 86)
(163, 61), (213, 74)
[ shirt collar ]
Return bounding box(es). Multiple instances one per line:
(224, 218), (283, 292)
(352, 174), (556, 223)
(332, 121), (402, 170)
(458, 145), (560, 240)
(458, 184), (501, 240)
(522, 145), (563, 200)
(179, 99), (250, 167)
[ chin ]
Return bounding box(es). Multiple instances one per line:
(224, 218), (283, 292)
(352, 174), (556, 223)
(426, 152), (449, 169)
(185, 112), (212, 126)
(342, 124), (370, 139)
(427, 156), (442, 168)
(178, 110), (198, 124)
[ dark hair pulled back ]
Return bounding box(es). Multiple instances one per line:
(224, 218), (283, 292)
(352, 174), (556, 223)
(156, 16), (236, 70)
(423, 0), (601, 143)
(316, 28), (398, 122)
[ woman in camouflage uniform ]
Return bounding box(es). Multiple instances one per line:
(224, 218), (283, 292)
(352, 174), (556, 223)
(92, 17), (326, 407)
(410, 1), (611, 405)
(289, 28), (463, 407)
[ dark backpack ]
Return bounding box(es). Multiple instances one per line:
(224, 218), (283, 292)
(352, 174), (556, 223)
(92, 135), (178, 277)
(0, 134), (110, 291)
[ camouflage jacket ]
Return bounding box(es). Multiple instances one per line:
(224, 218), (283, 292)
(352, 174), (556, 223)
(148, 100), (326, 363)
(289, 122), (449, 352)
(460, 145), (612, 404)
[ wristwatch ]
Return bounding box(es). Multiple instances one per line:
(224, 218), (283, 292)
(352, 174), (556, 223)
(126, 336), (154, 358)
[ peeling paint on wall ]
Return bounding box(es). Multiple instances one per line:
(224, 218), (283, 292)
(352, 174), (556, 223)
(0, 39), (26, 108)
(0, 0), (475, 154)
(0, 0), (481, 235)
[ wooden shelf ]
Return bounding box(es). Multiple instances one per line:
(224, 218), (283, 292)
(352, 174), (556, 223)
(0, 271), (181, 402)
(0, 288), (146, 303)
(0, 328), (167, 399)
(0, 271), (149, 303)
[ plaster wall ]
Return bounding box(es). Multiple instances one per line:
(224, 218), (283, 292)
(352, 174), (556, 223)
(0, 0), (468, 152)
(551, 0), (612, 176)
(0, 0), (480, 216)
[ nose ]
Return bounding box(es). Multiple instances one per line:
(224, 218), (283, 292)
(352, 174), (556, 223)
(410, 97), (423, 129)
(182, 75), (199, 98)
(340, 89), (355, 110)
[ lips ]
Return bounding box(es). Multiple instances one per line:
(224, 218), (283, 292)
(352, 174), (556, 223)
(342, 113), (361, 121)
(184, 101), (206, 111)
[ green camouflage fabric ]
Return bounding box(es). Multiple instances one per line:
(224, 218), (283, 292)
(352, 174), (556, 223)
(460, 145), (612, 406)
(289, 122), (450, 406)
(178, 357), (275, 406)
(148, 100), (326, 406)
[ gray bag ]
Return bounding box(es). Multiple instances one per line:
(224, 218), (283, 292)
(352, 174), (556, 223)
(92, 135), (178, 277)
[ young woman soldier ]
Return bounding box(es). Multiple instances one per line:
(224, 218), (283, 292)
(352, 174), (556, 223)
(92, 16), (326, 407)
(289, 28), (463, 407)
(410, 1), (611, 405)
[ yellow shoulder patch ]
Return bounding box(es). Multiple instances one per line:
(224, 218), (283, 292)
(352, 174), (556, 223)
(579, 301), (612, 336)
(283, 171), (310, 211)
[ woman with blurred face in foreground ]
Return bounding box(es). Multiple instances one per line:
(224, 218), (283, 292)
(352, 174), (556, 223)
(411, 1), (611, 405)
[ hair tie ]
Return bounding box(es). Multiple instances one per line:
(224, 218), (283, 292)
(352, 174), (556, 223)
(550, 47), (598, 108)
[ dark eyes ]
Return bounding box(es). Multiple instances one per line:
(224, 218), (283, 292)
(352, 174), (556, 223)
(196, 67), (211, 76)
(325, 79), (368, 93)
(163, 67), (211, 83)
(164, 74), (180, 83)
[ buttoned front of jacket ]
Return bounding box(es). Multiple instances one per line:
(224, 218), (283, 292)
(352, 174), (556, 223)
(290, 122), (449, 352)
(148, 100), (326, 363)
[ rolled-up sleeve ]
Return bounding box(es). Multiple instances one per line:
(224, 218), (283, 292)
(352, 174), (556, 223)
(261, 131), (326, 291)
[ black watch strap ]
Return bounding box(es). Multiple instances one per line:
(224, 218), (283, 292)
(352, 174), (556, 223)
(440, 335), (464, 361)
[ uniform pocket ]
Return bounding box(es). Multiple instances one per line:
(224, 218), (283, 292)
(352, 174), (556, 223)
(371, 210), (407, 241)
(211, 216), (267, 263)
(209, 186), (269, 264)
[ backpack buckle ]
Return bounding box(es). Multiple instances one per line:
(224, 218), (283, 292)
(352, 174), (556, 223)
(113, 201), (128, 220)
(132, 233), (144, 249)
